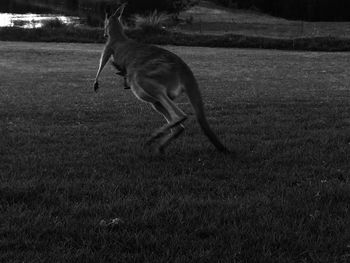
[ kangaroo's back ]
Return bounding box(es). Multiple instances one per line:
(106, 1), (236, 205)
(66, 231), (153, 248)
(113, 41), (191, 76)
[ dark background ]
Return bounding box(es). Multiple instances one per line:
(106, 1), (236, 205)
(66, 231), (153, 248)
(213, 0), (350, 21)
(1, 0), (350, 22)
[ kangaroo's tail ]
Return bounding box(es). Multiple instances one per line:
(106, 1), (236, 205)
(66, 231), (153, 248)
(185, 76), (230, 154)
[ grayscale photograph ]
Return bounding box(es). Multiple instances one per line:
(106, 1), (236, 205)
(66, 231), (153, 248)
(1, 0), (349, 262)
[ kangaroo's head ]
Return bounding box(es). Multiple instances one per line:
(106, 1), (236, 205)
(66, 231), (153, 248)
(104, 3), (127, 40)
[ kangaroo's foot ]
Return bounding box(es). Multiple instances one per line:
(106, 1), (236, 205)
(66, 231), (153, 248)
(146, 116), (187, 146)
(94, 81), (99, 92)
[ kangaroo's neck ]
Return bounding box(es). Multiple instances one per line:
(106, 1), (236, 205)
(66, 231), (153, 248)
(108, 30), (128, 45)
(107, 36), (132, 54)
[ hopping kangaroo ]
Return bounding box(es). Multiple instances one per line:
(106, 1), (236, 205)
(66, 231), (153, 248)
(94, 4), (230, 154)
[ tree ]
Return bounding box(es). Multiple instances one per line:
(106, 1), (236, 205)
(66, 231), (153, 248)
(125, 0), (198, 15)
(208, 0), (350, 21)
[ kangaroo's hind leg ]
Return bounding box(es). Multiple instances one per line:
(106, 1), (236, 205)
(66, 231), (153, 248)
(147, 95), (187, 152)
(130, 74), (186, 153)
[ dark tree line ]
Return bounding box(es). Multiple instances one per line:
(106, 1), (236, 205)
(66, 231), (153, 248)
(117, 0), (198, 15)
(212, 0), (350, 21)
(0, 0), (198, 15)
(0, 0), (199, 26)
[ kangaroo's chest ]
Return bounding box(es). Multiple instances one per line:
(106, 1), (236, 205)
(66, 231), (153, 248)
(112, 55), (124, 70)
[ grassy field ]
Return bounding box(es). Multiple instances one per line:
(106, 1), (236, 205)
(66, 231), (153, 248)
(1, 41), (350, 262)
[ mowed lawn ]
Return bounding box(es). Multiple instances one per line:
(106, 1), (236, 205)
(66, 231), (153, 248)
(0, 41), (349, 262)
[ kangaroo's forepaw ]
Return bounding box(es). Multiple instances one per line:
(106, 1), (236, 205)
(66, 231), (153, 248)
(94, 82), (99, 92)
(115, 71), (125, 76)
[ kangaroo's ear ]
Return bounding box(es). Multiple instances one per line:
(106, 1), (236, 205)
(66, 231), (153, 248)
(112, 3), (127, 19)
